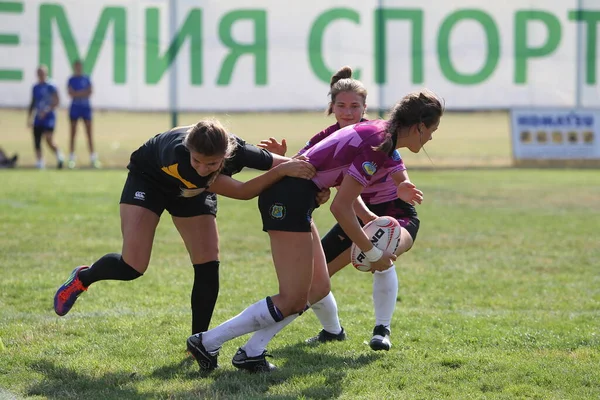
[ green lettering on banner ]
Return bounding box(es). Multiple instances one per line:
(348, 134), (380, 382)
(375, 8), (423, 84)
(39, 5), (126, 82)
(145, 8), (202, 85)
(0, 1), (23, 81)
(217, 10), (267, 86)
(569, 10), (600, 85)
(438, 9), (499, 85)
(514, 10), (561, 84)
(308, 8), (361, 83)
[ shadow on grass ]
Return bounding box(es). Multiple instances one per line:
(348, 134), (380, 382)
(183, 341), (382, 399)
(26, 343), (380, 399)
(26, 359), (152, 399)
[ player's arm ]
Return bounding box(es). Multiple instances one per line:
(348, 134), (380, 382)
(207, 159), (315, 200)
(257, 137), (287, 156)
(270, 153), (292, 167)
(353, 195), (377, 224)
(49, 90), (59, 110)
(78, 80), (92, 97)
(85, 82), (93, 97)
(331, 175), (396, 271)
(331, 175), (374, 253)
(68, 82), (76, 98)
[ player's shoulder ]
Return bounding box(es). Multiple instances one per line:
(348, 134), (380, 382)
(355, 120), (387, 139)
(359, 119), (387, 129)
(230, 133), (245, 146)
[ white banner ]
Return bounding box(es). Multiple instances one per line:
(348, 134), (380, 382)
(0, 0), (598, 111)
(511, 108), (600, 160)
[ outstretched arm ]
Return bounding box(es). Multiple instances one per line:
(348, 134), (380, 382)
(208, 159), (315, 200)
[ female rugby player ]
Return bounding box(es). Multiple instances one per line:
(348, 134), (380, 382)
(187, 90), (444, 372)
(53, 119), (315, 338)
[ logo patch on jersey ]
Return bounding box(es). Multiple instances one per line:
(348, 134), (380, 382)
(391, 150), (401, 161)
(362, 161), (377, 176)
(134, 191), (146, 201)
(270, 203), (286, 220)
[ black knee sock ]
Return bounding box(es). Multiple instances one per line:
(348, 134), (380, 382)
(191, 261), (220, 334)
(78, 253), (142, 287)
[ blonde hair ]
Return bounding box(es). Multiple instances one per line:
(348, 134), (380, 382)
(179, 119), (237, 197)
(375, 89), (444, 154)
(326, 66), (367, 115)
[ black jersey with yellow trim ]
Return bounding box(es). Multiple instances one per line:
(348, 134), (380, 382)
(127, 127), (273, 193)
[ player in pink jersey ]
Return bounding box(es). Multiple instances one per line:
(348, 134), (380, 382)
(187, 89), (443, 373)
(260, 66), (424, 351)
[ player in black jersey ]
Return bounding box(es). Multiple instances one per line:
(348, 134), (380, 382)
(53, 119), (315, 336)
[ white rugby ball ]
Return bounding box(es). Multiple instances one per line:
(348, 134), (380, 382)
(350, 216), (401, 272)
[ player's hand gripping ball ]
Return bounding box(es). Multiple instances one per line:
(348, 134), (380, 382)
(351, 216), (401, 272)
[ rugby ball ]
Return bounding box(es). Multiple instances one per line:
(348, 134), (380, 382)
(350, 216), (401, 272)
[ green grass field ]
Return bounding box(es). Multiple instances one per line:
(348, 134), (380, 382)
(1, 110), (599, 399)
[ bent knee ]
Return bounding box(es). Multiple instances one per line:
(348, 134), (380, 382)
(309, 281), (331, 302)
(276, 294), (308, 316)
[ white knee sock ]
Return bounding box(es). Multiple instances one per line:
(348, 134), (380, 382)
(201, 297), (281, 352)
(243, 313), (299, 357)
(372, 265), (398, 328)
(311, 292), (342, 334)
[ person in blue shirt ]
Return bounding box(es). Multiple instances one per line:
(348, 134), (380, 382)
(27, 65), (64, 169)
(67, 60), (99, 168)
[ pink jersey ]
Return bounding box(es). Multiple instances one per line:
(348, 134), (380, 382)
(304, 120), (405, 201)
(359, 147), (405, 204)
(297, 118), (367, 156)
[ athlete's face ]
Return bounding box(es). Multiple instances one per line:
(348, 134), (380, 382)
(332, 91), (366, 128)
(189, 151), (224, 177)
(36, 67), (47, 82)
(407, 119), (440, 153)
(73, 62), (83, 76)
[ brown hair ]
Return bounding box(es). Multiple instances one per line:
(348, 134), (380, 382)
(376, 90), (444, 154)
(326, 66), (367, 115)
(180, 119), (237, 197)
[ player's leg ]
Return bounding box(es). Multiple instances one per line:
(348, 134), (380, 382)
(238, 223), (329, 371)
(53, 173), (163, 316)
(187, 178), (316, 372)
(370, 218), (418, 351)
(172, 211), (220, 335)
(306, 223), (352, 343)
(32, 126), (44, 168)
(68, 108), (78, 168)
(83, 108), (99, 168)
(43, 128), (63, 169)
(190, 230), (313, 362)
(225, 229), (313, 372)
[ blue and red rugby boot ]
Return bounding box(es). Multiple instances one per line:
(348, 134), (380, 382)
(54, 266), (89, 316)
